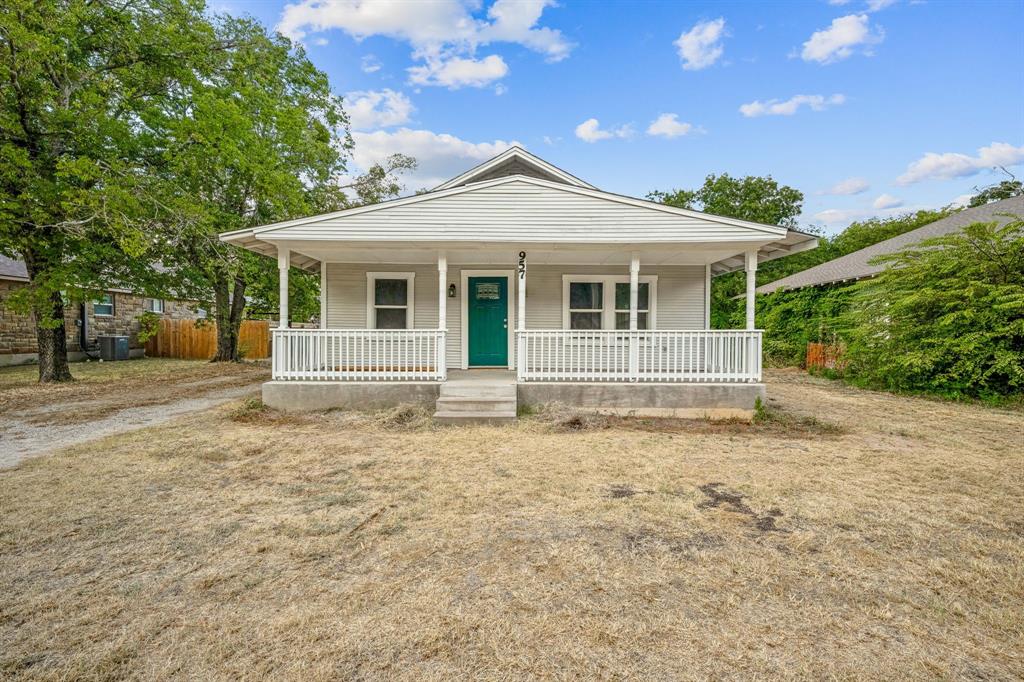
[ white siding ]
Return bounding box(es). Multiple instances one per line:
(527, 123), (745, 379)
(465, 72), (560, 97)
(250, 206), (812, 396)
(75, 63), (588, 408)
(266, 179), (782, 243)
(326, 263), (705, 369)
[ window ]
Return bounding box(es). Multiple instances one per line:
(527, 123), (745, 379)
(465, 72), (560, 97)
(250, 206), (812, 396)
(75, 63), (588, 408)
(93, 293), (114, 317)
(144, 298), (164, 314)
(615, 282), (650, 330)
(367, 272), (415, 329)
(568, 281), (603, 330)
(562, 275), (657, 330)
(196, 308), (208, 319)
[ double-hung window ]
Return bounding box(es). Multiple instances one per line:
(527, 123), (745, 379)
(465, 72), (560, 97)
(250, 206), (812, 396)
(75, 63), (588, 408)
(367, 272), (414, 329)
(562, 275), (656, 330)
(144, 298), (164, 314)
(93, 293), (114, 317)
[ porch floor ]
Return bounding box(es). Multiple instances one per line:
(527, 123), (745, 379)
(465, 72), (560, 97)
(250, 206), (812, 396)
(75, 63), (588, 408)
(446, 369), (517, 383)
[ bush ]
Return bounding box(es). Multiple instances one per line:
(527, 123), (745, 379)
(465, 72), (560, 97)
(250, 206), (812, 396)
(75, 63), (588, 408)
(843, 218), (1024, 400)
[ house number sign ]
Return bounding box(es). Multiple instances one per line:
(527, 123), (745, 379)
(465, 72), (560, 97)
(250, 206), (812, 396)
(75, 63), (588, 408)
(518, 251), (526, 279)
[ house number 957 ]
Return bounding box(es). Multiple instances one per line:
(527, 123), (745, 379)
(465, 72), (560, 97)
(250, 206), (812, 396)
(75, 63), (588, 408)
(518, 251), (526, 279)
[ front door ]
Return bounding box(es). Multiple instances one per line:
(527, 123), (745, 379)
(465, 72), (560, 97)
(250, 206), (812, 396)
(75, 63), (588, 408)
(467, 276), (509, 366)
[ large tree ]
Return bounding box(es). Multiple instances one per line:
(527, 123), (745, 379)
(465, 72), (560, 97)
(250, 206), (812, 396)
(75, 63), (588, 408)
(649, 174), (805, 327)
(155, 15), (350, 361)
(0, 0), (209, 381)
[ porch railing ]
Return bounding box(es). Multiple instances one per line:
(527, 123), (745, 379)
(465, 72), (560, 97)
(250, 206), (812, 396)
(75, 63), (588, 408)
(516, 329), (762, 383)
(272, 328), (446, 381)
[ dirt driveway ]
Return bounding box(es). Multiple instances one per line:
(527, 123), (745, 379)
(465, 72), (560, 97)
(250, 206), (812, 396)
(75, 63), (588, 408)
(0, 359), (268, 468)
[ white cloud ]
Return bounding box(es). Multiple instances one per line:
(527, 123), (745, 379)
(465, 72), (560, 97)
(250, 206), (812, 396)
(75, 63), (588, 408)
(866, 0), (897, 11)
(823, 177), (870, 195)
(872, 193), (903, 209)
(408, 54), (509, 88)
(345, 89), (414, 130)
(739, 94), (846, 117)
(574, 118), (633, 143)
(828, 0), (852, 5)
(813, 204), (914, 225)
(313, 37), (329, 46)
(350, 128), (518, 190)
(674, 18), (727, 71)
(277, 0), (572, 88)
(896, 142), (1024, 185)
(360, 54), (382, 73)
(801, 14), (883, 64)
(646, 113), (696, 138)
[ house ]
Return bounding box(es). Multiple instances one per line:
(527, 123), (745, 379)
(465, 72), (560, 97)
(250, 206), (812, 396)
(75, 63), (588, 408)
(0, 255), (201, 366)
(757, 195), (1024, 294)
(221, 147), (817, 421)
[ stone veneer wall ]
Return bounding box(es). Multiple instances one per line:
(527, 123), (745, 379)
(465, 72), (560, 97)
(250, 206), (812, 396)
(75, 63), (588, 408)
(0, 279), (198, 361)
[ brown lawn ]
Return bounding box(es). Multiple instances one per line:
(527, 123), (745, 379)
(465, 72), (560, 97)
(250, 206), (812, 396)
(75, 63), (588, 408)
(0, 369), (1021, 680)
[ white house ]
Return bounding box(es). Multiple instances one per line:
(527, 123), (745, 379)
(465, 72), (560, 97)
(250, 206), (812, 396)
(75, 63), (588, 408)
(221, 147), (816, 422)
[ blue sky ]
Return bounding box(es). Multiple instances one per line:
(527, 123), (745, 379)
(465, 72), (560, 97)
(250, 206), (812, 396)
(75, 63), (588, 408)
(220, 0), (1023, 233)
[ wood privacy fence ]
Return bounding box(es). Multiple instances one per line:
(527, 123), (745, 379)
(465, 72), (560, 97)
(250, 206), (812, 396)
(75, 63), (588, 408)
(806, 342), (846, 372)
(145, 319), (270, 360)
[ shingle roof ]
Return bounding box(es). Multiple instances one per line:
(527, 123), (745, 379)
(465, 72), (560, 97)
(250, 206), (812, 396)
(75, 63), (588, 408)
(0, 254), (29, 281)
(757, 196), (1024, 294)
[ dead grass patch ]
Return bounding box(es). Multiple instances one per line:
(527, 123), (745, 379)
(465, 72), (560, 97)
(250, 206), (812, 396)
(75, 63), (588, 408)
(1, 370), (1022, 679)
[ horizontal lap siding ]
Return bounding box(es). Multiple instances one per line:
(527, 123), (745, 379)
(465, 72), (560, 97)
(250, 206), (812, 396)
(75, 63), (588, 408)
(275, 181), (778, 242)
(325, 263), (706, 370)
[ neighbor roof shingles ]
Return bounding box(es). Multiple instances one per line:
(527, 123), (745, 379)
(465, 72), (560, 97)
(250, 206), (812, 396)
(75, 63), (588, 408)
(0, 254), (29, 282)
(757, 195), (1024, 294)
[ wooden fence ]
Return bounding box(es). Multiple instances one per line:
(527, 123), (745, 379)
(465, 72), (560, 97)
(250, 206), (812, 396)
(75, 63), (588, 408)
(145, 319), (270, 360)
(806, 342), (846, 372)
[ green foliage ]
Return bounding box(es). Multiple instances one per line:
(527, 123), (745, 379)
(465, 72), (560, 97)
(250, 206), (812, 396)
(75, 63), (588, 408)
(0, 0), (210, 379)
(968, 179), (1023, 207)
(842, 219), (1024, 399)
(136, 311), (161, 344)
(757, 285), (857, 365)
(649, 173), (804, 228)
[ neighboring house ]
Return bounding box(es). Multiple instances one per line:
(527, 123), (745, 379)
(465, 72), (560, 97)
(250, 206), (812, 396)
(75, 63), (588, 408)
(222, 147), (817, 421)
(756, 195), (1024, 294)
(0, 255), (201, 366)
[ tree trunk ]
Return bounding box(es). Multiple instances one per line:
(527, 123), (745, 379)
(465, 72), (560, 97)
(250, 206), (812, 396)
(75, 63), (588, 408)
(23, 249), (74, 383)
(211, 269), (247, 362)
(35, 289), (74, 383)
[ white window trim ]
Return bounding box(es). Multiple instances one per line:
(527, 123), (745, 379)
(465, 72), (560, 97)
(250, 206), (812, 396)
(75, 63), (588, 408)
(561, 275), (658, 330)
(366, 272), (415, 329)
(93, 293), (114, 317)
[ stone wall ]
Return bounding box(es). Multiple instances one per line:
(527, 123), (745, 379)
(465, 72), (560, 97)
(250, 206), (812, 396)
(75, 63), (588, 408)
(0, 279), (200, 362)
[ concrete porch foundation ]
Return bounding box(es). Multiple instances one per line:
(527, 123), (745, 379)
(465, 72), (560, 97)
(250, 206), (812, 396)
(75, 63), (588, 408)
(517, 382), (766, 419)
(262, 380), (440, 412)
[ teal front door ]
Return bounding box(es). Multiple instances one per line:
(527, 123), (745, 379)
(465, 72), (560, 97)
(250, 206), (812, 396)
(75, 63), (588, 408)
(467, 276), (509, 366)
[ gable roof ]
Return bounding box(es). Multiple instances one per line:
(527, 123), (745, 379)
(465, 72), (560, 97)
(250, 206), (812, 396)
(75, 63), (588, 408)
(433, 146), (596, 191)
(757, 195), (1024, 294)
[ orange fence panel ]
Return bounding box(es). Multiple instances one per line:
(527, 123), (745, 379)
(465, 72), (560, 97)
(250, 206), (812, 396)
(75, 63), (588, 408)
(145, 319), (270, 360)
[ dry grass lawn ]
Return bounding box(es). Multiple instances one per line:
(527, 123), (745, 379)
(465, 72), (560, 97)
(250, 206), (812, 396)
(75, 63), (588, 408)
(1, 369), (1021, 680)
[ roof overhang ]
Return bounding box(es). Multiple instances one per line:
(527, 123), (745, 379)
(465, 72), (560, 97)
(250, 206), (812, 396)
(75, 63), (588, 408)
(710, 229), (819, 276)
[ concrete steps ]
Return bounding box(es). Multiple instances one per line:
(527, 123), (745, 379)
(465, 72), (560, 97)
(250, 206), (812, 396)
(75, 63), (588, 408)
(434, 374), (517, 424)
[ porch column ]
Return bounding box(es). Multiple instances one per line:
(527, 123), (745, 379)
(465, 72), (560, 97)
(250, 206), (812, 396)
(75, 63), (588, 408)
(704, 264), (711, 328)
(437, 252), (447, 378)
(628, 253), (640, 380)
(278, 246), (290, 329)
(516, 251), (526, 381)
(319, 260), (327, 329)
(744, 249), (758, 330)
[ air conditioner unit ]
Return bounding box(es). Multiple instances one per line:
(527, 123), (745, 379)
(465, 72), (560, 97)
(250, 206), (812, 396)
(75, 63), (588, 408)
(98, 335), (130, 361)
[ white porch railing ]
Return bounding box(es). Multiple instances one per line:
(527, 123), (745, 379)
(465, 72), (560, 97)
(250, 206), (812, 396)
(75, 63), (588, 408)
(517, 329), (762, 383)
(272, 329), (446, 381)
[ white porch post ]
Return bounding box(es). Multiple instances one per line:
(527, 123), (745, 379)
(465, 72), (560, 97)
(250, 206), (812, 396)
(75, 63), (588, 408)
(628, 253), (640, 380)
(516, 251), (526, 381)
(704, 264), (712, 329)
(319, 260), (327, 329)
(437, 252), (447, 379)
(744, 249), (757, 330)
(278, 246), (290, 329)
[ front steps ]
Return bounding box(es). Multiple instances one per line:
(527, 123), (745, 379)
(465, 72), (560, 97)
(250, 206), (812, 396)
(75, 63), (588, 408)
(433, 373), (517, 424)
